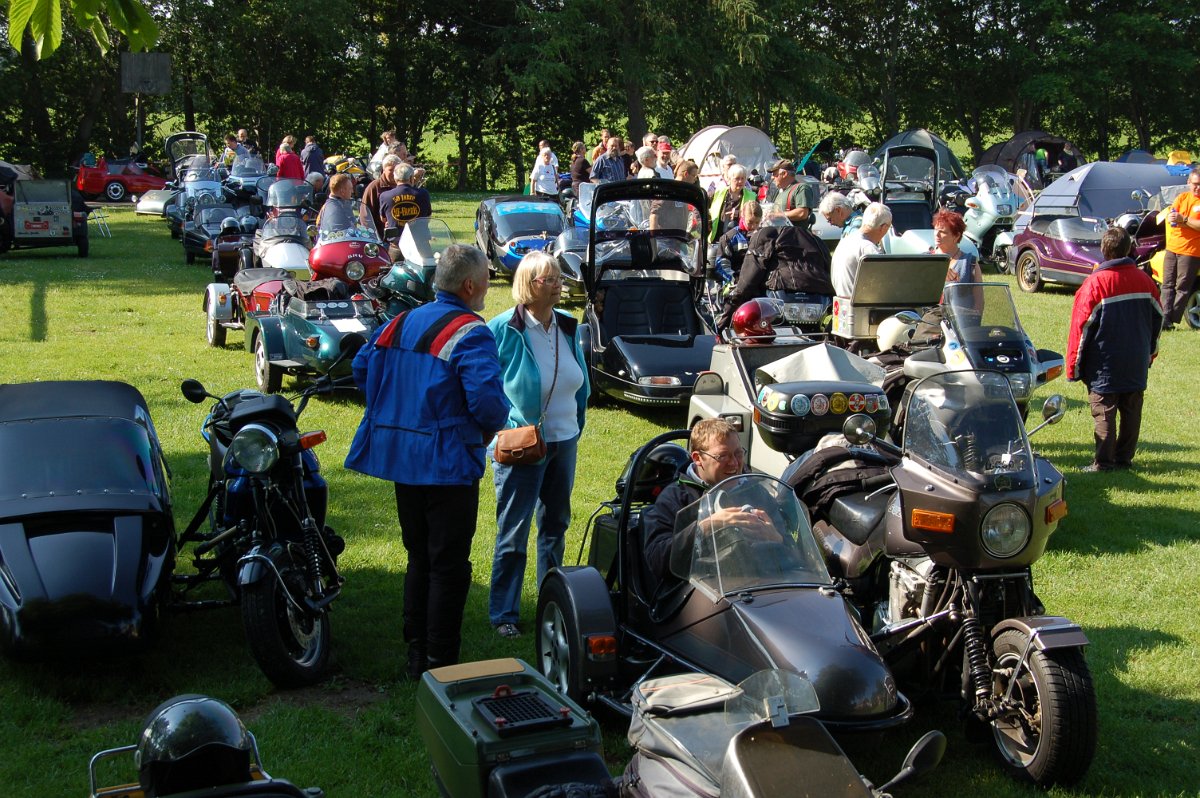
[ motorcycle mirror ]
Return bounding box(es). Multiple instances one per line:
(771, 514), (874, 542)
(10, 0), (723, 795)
(181, 379), (209, 403)
(842, 414), (876, 446)
(1041, 394), (1066, 424)
(876, 730), (946, 793)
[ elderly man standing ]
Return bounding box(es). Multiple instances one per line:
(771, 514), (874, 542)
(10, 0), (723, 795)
(590, 136), (627, 184)
(765, 159), (816, 227)
(346, 245), (510, 677)
(360, 154), (400, 237)
(831, 202), (891, 297)
(818, 191), (863, 234)
(380, 163), (433, 257)
(1066, 227), (1162, 472)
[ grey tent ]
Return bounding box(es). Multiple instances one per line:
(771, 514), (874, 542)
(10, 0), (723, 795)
(1034, 162), (1186, 220)
(977, 131), (1085, 188)
(1116, 149), (1163, 164)
(872, 129), (966, 182)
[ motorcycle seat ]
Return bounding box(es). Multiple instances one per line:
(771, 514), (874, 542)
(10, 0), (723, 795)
(828, 491), (890, 547)
(233, 267), (291, 295)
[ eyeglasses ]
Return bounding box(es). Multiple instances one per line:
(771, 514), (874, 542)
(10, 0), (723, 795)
(697, 448), (746, 465)
(534, 275), (563, 285)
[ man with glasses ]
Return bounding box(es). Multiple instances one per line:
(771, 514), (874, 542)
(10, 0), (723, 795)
(818, 191), (863, 234)
(642, 419), (775, 586)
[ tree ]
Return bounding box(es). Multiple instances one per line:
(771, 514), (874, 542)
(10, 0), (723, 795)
(7, 0), (158, 58)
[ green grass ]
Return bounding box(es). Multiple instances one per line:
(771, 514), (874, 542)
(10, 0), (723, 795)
(1, 203), (1197, 797)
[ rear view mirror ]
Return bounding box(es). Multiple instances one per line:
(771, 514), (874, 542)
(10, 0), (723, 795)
(842, 414), (876, 446)
(1041, 394), (1065, 424)
(181, 379), (208, 403)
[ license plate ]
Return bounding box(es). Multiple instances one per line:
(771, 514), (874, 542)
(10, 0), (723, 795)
(24, 220), (50, 231)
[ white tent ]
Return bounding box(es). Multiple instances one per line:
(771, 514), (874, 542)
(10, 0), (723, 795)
(679, 126), (780, 194)
(0, 160), (36, 180)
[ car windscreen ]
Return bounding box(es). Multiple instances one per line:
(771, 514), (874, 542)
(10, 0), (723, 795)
(1045, 216), (1105, 244)
(494, 205), (565, 240)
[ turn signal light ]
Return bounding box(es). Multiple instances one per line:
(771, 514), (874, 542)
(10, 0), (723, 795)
(912, 509), (955, 533)
(586, 634), (617, 660)
(1043, 363), (1064, 382)
(304, 336), (320, 349)
(1045, 499), (1068, 524)
(299, 431), (327, 450)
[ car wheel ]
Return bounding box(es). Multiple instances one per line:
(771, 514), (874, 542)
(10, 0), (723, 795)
(76, 235), (89, 258)
(254, 336), (283, 393)
(104, 181), (127, 202)
(206, 310), (227, 348)
(1016, 250), (1043, 293)
(1184, 291), (1200, 330)
(535, 569), (616, 705)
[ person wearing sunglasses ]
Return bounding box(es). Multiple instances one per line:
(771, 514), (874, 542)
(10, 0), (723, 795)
(486, 251), (590, 639)
(641, 419), (777, 591)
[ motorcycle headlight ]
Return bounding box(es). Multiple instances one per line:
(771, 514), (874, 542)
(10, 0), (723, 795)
(997, 204), (1013, 216)
(1007, 372), (1033, 400)
(981, 503), (1031, 558)
(364, 243), (379, 258)
(346, 261), (366, 281)
(228, 423), (279, 473)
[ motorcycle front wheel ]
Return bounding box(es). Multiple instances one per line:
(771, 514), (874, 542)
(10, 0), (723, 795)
(242, 560), (331, 688)
(989, 628), (1096, 788)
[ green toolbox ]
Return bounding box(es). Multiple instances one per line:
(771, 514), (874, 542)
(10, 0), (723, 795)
(415, 658), (609, 798)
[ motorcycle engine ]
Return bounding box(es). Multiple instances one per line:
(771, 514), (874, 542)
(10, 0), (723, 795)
(876, 558), (939, 632)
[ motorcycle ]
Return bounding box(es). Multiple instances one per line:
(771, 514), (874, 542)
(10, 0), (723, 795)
(172, 344), (359, 687)
(783, 372), (1096, 788)
(943, 166), (1031, 269)
(252, 178), (316, 273)
(363, 216), (457, 317)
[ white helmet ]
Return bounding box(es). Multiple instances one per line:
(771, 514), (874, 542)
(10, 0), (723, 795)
(876, 312), (920, 350)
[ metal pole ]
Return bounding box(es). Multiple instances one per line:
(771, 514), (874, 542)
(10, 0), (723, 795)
(136, 93), (143, 156)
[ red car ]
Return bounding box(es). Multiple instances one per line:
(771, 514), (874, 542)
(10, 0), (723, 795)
(75, 157), (167, 202)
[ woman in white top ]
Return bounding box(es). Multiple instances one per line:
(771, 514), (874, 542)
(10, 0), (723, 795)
(529, 148), (559, 197)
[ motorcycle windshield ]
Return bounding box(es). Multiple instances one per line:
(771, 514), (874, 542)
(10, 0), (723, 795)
(260, 214), (309, 242)
(266, 179), (313, 208)
(674, 474), (831, 598)
(941, 282), (1027, 344)
(969, 165), (1009, 194)
(399, 217), (455, 267)
(317, 199), (378, 241)
(903, 371), (1035, 489)
(230, 156), (265, 177)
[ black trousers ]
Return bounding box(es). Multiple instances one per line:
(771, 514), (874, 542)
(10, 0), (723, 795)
(394, 482), (479, 665)
(1160, 251), (1199, 325)
(1087, 390), (1144, 468)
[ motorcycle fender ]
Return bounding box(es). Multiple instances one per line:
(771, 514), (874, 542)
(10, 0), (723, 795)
(992, 616), (1088, 651)
(205, 282), (235, 321)
(993, 230), (1015, 250)
(252, 315), (288, 363)
(237, 542), (286, 588)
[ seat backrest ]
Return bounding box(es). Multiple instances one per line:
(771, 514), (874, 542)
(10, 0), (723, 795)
(886, 201), (933, 235)
(598, 280), (699, 345)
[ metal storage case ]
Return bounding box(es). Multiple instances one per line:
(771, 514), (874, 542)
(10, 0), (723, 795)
(831, 255), (947, 339)
(415, 658), (605, 798)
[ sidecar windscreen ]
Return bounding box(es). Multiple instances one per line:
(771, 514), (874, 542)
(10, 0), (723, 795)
(266, 179), (313, 208)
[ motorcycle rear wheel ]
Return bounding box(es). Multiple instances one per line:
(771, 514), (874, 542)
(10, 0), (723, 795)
(242, 560), (331, 688)
(989, 629), (1096, 787)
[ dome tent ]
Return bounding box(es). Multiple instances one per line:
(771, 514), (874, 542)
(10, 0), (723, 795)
(679, 125), (780, 194)
(872, 129), (966, 183)
(977, 130), (1085, 188)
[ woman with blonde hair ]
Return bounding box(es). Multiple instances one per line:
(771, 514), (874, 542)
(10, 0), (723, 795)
(486, 251), (589, 639)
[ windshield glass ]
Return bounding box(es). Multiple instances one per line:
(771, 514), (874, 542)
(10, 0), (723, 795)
(266, 178), (313, 208)
(941, 282), (1025, 343)
(318, 199), (377, 240)
(494, 203), (565, 240)
(903, 371), (1034, 488)
(593, 195), (701, 273)
(198, 207), (236, 226)
(260, 214), (309, 241)
(970, 166), (1010, 194)
(674, 474), (830, 598)
(230, 156), (265, 176)
(1046, 216), (1105, 244)
(400, 217), (456, 267)
(885, 156), (935, 185)
(183, 166), (222, 183)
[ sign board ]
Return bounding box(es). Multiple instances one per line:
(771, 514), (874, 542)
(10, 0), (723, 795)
(121, 53), (172, 95)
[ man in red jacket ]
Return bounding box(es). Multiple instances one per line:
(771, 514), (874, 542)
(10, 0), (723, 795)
(1066, 226), (1163, 472)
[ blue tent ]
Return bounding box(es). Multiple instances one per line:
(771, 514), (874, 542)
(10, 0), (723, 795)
(1034, 162), (1186, 220)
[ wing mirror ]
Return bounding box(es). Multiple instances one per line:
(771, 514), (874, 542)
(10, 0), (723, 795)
(1027, 394), (1067, 438)
(875, 730), (947, 793)
(181, 379), (211, 403)
(842, 414), (877, 446)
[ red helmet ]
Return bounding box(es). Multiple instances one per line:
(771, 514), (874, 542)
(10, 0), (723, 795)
(731, 298), (780, 344)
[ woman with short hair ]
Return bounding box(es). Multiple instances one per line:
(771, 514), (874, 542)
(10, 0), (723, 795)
(487, 251), (589, 639)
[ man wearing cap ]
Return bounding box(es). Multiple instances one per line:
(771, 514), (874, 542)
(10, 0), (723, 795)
(767, 159), (815, 227)
(655, 141), (674, 179)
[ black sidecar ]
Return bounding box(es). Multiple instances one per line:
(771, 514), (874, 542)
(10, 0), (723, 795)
(0, 380), (176, 653)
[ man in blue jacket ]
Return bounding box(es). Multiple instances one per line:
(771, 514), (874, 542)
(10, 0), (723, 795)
(346, 244), (510, 676)
(1066, 226), (1163, 472)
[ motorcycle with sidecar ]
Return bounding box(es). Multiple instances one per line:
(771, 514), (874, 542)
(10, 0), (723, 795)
(362, 216), (457, 317)
(0, 380), (175, 654)
(782, 373), (1095, 788)
(252, 179), (315, 273)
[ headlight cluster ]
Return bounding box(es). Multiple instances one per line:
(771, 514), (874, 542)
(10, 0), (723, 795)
(229, 423), (279, 473)
(1006, 372), (1032, 399)
(363, 243), (379, 258)
(346, 261), (366, 281)
(980, 503), (1030, 558)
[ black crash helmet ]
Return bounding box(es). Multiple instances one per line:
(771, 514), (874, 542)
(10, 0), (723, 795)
(616, 443), (691, 502)
(136, 694), (253, 797)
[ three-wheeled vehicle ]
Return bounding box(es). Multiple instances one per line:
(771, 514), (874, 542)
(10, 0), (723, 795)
(224, 154), (271, 202)
(568, 179), (718, 406)
(252, 178), (315, 274)
(475, 194), (566, 275)
(535, 445), (912, 733)
(365, 216), (456, 317)
(137, 132), (228, 238)
(0, 381), (175, 653)
(180, 202), (248, 266)
(0, 175), (90, 257)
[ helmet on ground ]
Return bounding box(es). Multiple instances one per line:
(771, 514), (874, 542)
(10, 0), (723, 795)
(876, 311), (920, 350)
(616, 443), (691, 502)
(136, 694), (253, 797)
(731, 298), (780, 344)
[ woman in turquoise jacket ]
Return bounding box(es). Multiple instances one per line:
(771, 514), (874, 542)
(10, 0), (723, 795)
(486, 251), (589, 638)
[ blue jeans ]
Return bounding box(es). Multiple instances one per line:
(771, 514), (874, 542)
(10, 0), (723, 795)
(489, 435), (579, 626)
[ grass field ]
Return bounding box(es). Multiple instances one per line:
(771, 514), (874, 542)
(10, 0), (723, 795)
(0, 201), (1197, 797)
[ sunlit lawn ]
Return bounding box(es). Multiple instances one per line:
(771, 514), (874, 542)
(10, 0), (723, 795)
(0, 201), (1196, 797)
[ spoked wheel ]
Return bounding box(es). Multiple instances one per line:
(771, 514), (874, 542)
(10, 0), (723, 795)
(1016, 250), (1043, 293)
(989, 629), (1097, 787)
(1183, 291), (1200, 329)
(254, 336), (282, 393)
(536, 578), (587, 703)
(205, 310), (227, 347)
(241, 557), (331, 687)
